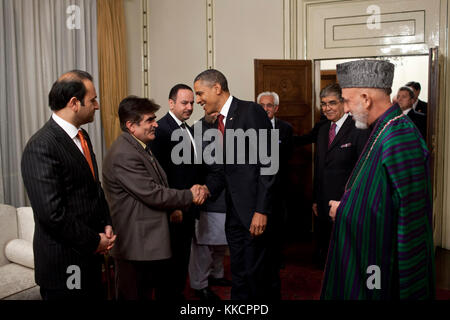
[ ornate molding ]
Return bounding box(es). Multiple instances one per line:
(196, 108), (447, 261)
(142, 0), (150, 98)
(206, 0), (214, 69)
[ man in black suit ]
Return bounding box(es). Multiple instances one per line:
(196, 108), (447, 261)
(256, 91), (293, 270)
(406, 81), (428, 115)
(312, 83), (369, 269)
(21, 70), (116, 300)
(148, 84), (203, 300)
(194, 69), (278, 300)
(397, 86), (427, 138)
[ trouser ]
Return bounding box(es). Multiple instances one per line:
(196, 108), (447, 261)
(225, 206), (280, 300)
(114, 258), (171, 300)
(40, 256), (104, 300)
(188, 238), (228, 290)
(168, 214), (195, 297)
(314, 214), (333, 267)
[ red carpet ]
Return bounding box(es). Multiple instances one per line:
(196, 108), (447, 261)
(185, 240), (450, 300)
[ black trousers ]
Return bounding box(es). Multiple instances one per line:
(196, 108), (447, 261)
(225, 205), (280, 300)
(40, 257), (104, 300)
(114, 258), (171, 300)
(168, 212), (195, 298)
(314, 214), (333, 267)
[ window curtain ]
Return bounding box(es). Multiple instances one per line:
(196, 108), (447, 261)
(97, 0), (128, 148)
(0, 0), (104, 207)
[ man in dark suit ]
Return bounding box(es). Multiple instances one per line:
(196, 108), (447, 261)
(194, 69), (278, 300)
(397, 86), (427, 138)
(148, 84), (202, 300)
(406, 81), (428, 114)
(102, 96), (206, 300)
(21, 70), (116, 300)
(312, 83), (369, 269)
(256, 91), (293, 270)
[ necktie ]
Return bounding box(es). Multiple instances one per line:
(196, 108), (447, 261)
(328, 122), (337, 148)
(180, 123), (186, 129)
(77, 130), (95, 179)
(217, 114), (225, 136)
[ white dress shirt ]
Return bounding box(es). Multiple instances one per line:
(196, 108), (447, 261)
(169, 111), (198, 158)
(332, 113), (349, 135)
(219, 95), (234, 127)
(52, 113), (84, 155)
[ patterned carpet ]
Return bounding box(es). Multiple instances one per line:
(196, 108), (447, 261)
(185, 240), (450, 300)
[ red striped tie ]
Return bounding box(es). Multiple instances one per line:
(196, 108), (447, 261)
(328, 122), (337, 148)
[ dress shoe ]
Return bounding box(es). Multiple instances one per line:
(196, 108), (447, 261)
(208, 277), (232, 287)
(194, 287), (221, 301)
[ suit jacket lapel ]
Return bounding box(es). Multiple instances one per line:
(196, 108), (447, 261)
(123, 133), (169, 187)
(327, 116), (353, 151)
(49, 118), (97, 181)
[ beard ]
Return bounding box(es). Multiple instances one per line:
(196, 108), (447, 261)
(352, 102), (369, 129)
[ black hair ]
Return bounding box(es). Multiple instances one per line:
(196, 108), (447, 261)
(118, 96), (161, 132)
(194, 69), (229, 92)
(168, 84), (193, 101)
(405, 81), (421, 91)
(48, 70), (93, 111)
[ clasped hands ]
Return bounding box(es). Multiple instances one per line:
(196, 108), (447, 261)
(190, 184), (210, 206)
(96, 225), (116, 255)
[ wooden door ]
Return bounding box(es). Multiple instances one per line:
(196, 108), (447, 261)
(255, 59), (313, 239)
(427, 47), (439, 190)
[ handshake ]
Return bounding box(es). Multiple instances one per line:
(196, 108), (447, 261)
(190, 184), (210, 206)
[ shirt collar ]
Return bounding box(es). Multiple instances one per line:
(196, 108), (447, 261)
(412, 99), (418, 110)
(220, 95), (233, 119)
(131, 133), (147, 149)
(52, 113), (79, 139)
(169, 110), (184, 127)
(402, 107), (412, 115)
(333, 113), (349, 128)
(271, 117), (276, 128)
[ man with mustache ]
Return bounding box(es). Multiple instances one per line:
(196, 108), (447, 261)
(322, 60), (435, 300)
(312, 83), (369, 269)
(149, 84), (206, 300)
(102, 96), (206, 300)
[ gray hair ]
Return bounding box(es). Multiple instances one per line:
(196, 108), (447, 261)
(320, 83), (343, 100)
(257, 91), (279, 106)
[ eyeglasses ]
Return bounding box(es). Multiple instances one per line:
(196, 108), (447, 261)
(260, 103), (275, 108)
(320, 100), (340, 108)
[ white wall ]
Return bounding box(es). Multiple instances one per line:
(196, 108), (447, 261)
(124, 0), (287, 124)
(321, 56), (429, 102)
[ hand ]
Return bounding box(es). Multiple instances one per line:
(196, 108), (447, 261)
(190, 184), (209, 205)
(328, 200), (340, 222)
(95, 233), (112, 255)
(312, 203), (318, 217)
(170, 210), (183, 223)
(104, 225), (116, 251)
(249, 212), (267, 238)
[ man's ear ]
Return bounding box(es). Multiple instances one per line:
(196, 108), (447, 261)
(68, 97), (79, 111)
(360, 91), (371, 110)
(213, 83), (222, 95)
(126, 121), (135, 133)
(169, 99), (176, 111)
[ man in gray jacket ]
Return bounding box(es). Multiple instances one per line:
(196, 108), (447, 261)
(102, 96), (207, 300)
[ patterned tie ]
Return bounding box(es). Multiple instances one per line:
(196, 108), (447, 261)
(328, 122), (337, 148)
(217, 114), (225, 136)
(77, 130), (95, 179)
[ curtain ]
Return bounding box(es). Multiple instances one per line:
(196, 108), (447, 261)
(0, 0), (104, 207)
(97, 0), (128, 148)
